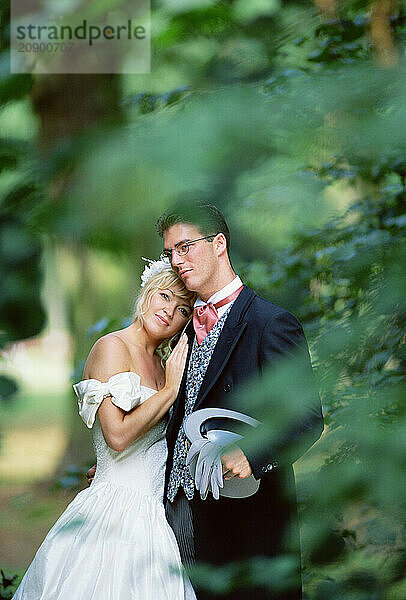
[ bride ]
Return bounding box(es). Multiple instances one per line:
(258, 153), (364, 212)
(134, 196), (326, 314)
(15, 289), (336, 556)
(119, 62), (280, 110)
(13, 259), (197, 600)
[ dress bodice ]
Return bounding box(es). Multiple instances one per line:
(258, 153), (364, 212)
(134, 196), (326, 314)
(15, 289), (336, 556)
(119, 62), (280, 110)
(73, 373), (168, 502)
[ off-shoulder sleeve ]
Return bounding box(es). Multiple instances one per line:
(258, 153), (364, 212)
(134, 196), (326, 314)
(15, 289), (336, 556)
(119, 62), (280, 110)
(73, 371), (143, 429)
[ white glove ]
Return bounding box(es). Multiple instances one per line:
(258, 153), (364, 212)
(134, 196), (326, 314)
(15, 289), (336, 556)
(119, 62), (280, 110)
(186, 439), (224, 500)
(183, 408), (261, 500)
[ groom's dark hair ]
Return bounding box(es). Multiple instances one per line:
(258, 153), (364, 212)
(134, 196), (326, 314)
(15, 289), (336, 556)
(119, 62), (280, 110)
(156, 201), (231, 251)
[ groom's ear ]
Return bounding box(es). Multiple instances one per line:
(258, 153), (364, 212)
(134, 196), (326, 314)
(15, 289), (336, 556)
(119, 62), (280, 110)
(214, 233), (228, 257)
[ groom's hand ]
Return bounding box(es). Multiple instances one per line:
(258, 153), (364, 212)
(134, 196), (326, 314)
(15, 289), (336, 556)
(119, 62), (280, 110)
(221, 446), (252, 480)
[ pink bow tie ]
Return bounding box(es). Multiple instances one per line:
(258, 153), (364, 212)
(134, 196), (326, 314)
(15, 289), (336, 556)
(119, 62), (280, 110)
(193, 285), (243, 345)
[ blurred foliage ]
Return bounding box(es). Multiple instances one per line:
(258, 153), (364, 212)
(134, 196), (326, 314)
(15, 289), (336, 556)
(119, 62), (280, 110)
(0, 375), (18, 403)
(0, 1), (44, 355)
(0, 117), (45, 354)
(1, 0), (406, 598)
(0, 570), (19, 600)
(51, 463), (92, 491)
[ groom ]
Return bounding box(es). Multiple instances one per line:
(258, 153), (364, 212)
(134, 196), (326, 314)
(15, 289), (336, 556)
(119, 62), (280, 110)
(157, 203), (324, 600)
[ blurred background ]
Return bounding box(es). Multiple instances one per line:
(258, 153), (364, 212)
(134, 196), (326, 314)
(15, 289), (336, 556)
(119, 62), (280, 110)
(1, 0), (406, 598)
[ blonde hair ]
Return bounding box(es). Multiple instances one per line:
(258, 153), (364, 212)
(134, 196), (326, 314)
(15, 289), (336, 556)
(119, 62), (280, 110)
(133, 269), (197, 359)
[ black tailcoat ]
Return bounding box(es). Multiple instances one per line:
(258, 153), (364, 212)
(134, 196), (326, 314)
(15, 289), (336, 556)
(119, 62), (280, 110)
(165, 286), (324, 600)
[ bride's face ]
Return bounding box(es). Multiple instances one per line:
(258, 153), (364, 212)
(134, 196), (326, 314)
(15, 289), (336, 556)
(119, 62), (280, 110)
(143, 285), (193, 340)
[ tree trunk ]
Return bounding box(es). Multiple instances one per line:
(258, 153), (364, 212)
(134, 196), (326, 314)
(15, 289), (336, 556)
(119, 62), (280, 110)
(31, 74), (123, 470)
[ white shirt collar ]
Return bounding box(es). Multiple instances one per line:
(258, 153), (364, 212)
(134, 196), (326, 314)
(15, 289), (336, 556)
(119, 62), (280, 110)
(194, 276), (243, 308)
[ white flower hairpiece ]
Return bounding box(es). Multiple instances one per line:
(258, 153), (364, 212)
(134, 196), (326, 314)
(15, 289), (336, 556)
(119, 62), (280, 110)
(140, 256), (173, 287)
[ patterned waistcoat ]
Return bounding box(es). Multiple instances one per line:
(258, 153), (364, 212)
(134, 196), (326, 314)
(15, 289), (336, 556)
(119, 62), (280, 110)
(167, 304), (233, 502)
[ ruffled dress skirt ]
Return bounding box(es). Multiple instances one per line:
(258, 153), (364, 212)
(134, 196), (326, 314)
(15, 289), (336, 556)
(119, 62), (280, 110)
(13, 479), (194, 600)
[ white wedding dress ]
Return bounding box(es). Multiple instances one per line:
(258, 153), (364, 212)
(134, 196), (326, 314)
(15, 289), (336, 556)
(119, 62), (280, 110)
(13, 372), (196, 600)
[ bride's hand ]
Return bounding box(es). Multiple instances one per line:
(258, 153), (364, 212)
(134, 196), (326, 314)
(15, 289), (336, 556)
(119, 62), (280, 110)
(86, 464), (96, 486)
(164, 334), (189, 398)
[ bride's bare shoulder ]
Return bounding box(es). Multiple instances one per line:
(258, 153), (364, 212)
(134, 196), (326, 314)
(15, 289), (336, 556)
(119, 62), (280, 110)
(92, 331), (130, 353)
(83, 332), (131, 379)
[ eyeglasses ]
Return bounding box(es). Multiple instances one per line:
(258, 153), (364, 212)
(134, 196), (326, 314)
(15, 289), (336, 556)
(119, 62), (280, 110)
(160, 235), (216, 261)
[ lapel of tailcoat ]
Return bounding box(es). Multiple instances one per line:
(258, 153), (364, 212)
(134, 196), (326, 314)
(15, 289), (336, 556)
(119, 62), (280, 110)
(193, 285), (256, 411)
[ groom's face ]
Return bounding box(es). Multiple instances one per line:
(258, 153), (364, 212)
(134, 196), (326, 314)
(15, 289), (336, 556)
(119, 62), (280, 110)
(163, 223), (219, 296)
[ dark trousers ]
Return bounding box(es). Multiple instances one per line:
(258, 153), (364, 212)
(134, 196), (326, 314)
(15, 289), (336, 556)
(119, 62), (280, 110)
(165, 490), (301, 600)
(165, 492), (195, 568)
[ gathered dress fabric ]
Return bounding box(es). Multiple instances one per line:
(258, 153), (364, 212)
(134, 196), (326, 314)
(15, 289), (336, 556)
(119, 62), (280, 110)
(13, 372), (196, 600)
